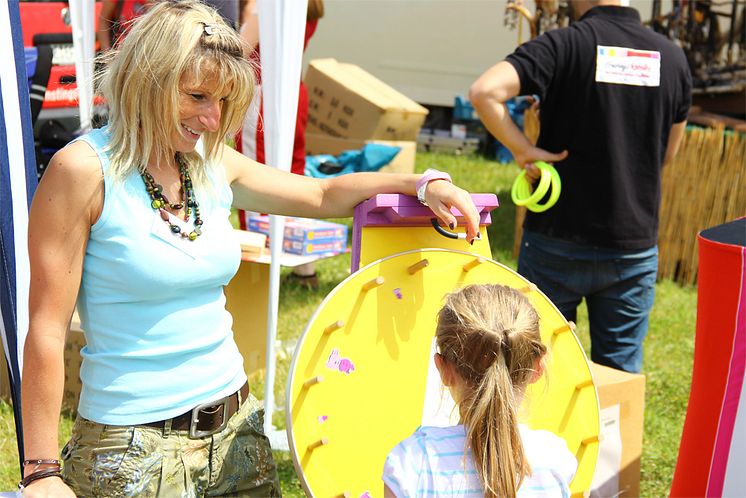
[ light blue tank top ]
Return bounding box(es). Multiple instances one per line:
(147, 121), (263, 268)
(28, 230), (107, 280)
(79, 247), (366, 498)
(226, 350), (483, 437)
(75, 127), (246, 425)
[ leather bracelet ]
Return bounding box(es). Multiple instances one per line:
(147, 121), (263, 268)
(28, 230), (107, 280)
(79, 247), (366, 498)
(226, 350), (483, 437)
(23, 459), (61, 467)
(416, 168), (452, 206)
(18, 467), (63, 490)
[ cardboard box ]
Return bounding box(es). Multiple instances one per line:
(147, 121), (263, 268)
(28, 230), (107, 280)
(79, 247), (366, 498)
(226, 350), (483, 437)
(590, 362), (646, 498)
(305, 58), (428, 141)
(248, 215), (348, 244)
(63, 323), (86, 411)
(0, 318), (86, 411)
(305, 133), (416, 175)
(234, 229), (267, 259)
(282, 238), (347, 256)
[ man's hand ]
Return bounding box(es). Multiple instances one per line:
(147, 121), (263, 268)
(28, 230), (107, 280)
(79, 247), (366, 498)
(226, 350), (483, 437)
(514, 146), (568, 181)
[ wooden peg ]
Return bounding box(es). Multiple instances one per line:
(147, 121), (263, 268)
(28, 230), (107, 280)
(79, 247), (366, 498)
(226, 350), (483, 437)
(304, 376), (324, 388)
(323, 320), (344, 335)
(407, 258), (430, 275)
(574, 379), (594, 392)
(335, 493), (351, 498)
(307, 438), (328, 452)
(568, 320), (577, 331)
(581, 435), (600, 447)
(519, 283), (538, 294)
(552, 324), (573, 336)
(361, 276), (385, 291)
(462, 257), (485, 272)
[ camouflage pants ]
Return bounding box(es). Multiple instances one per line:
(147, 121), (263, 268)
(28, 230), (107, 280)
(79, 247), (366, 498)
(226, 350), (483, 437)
(61, 394), (281, 497)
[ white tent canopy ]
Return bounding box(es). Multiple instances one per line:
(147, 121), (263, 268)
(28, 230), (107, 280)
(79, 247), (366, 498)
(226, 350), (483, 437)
(257, 0), (308, 435)
(68, 0), (95, 133)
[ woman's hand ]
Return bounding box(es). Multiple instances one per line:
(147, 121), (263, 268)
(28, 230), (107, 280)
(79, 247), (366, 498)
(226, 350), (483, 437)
(423, 179), (481, 242)
(21, 476), (76, 497)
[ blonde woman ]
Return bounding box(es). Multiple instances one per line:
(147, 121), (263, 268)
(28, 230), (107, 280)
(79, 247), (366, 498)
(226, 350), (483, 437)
(20, 2), (480, 496)
(383, 285), (577, 497)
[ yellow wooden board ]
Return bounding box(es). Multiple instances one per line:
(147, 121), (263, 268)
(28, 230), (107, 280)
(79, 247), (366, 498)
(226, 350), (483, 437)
(358, 226), (492, 270)
(224, 260), (270, 380)
(287, 249), (599, 497)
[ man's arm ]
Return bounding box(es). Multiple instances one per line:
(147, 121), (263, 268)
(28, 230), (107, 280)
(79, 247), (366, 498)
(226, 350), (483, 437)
(663, 121), (687, 167)
(469, 61), (567, 179)
(239, 0), (259, 58)
(97, 0), (119, 51)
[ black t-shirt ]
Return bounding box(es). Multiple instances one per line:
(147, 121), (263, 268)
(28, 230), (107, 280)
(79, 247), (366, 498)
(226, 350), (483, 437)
(506, 6), (692, 249)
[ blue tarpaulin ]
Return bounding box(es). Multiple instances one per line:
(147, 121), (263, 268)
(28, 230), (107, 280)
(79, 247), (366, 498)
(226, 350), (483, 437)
(305, 143), (401, 178)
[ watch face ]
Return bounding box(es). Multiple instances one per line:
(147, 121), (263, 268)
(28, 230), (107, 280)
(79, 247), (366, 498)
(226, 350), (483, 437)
(417, 184), (428, 205)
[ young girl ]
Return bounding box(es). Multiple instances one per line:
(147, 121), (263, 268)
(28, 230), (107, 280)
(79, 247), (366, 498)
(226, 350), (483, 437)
(383, 284), (577, 497)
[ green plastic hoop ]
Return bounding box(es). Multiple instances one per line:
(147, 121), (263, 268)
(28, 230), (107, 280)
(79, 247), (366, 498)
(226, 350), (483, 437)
(510, 161), (562, 212)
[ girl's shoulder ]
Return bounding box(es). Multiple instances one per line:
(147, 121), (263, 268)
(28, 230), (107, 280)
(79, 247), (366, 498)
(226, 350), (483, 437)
(414, 425), (466, 440)
(391, 425), (465, 456)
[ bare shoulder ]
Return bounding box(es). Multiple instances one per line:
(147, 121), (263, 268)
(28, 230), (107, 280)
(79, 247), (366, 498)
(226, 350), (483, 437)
(34, 140), (104, 224)
(45, 140), (103, 183)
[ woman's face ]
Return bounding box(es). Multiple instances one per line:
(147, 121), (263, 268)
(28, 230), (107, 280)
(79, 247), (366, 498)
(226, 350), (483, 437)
(173, 71), (228, 153)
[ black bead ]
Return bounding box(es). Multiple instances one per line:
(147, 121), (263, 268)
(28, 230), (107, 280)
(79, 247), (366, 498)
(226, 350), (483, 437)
(170, 225), (181, 233)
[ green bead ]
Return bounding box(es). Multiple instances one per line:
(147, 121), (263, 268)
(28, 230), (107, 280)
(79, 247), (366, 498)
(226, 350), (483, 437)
(151, 199), (163, 209)
(188, 231), (198, 241)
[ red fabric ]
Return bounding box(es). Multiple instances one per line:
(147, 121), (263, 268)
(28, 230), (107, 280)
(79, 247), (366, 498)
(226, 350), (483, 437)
(670, 231), (746, 497)
(118, 0), (147, 22)
(111, 0), (148, 45)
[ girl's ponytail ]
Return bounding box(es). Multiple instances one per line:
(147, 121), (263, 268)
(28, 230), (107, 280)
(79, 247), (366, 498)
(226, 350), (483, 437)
(436, 285), (546, 497)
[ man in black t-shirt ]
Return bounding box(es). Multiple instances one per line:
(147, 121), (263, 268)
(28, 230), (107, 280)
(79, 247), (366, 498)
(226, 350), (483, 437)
(470, 0), (691, 373)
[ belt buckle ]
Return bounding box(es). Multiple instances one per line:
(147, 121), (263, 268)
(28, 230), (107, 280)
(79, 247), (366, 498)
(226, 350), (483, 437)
(189, 395), (230, 439)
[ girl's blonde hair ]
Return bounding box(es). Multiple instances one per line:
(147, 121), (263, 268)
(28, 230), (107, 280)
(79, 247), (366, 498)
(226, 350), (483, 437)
(96, 0), (255, 189)
(436, 284), (547, 498)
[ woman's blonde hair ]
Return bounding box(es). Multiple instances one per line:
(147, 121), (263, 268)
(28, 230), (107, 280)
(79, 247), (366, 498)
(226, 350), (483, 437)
(435, 284), (547, 498)
(96, 0), (255, 189)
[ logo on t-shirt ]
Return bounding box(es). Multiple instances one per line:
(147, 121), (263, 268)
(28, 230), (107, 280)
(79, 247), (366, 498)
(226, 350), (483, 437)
(595, 45), (661, 87)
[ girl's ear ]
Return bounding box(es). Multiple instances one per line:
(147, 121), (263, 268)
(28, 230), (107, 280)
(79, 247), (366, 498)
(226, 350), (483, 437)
(529, 357), (545, 384)
(435, 353), (455, 387)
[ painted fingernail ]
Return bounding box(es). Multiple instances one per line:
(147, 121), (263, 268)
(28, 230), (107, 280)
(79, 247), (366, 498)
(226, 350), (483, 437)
(449, 222), (455, 230)
(470, 239), (474, 245)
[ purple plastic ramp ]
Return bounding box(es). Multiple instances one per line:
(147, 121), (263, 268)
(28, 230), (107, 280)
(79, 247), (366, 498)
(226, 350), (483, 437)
(351, 193), (499, 272)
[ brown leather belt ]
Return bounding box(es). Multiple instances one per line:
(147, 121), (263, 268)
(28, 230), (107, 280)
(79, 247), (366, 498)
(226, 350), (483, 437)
(143, 382), (249, 439)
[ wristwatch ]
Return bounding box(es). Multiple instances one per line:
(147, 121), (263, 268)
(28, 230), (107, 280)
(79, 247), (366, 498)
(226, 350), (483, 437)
(416, 169), (452, 206)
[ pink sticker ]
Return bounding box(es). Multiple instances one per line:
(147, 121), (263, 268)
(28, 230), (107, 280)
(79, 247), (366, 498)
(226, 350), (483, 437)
(318, 415), (328, 424)
(326, 348), (356, 375)
(393, 288), (403, 300)
(360, 492), (372, 498)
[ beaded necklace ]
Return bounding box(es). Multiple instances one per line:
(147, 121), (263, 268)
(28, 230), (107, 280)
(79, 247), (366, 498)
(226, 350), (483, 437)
(141, 154), (203, 241)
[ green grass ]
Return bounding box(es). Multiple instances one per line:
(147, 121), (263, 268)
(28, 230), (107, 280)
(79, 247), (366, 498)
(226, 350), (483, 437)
(0, 152), (695, 497)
